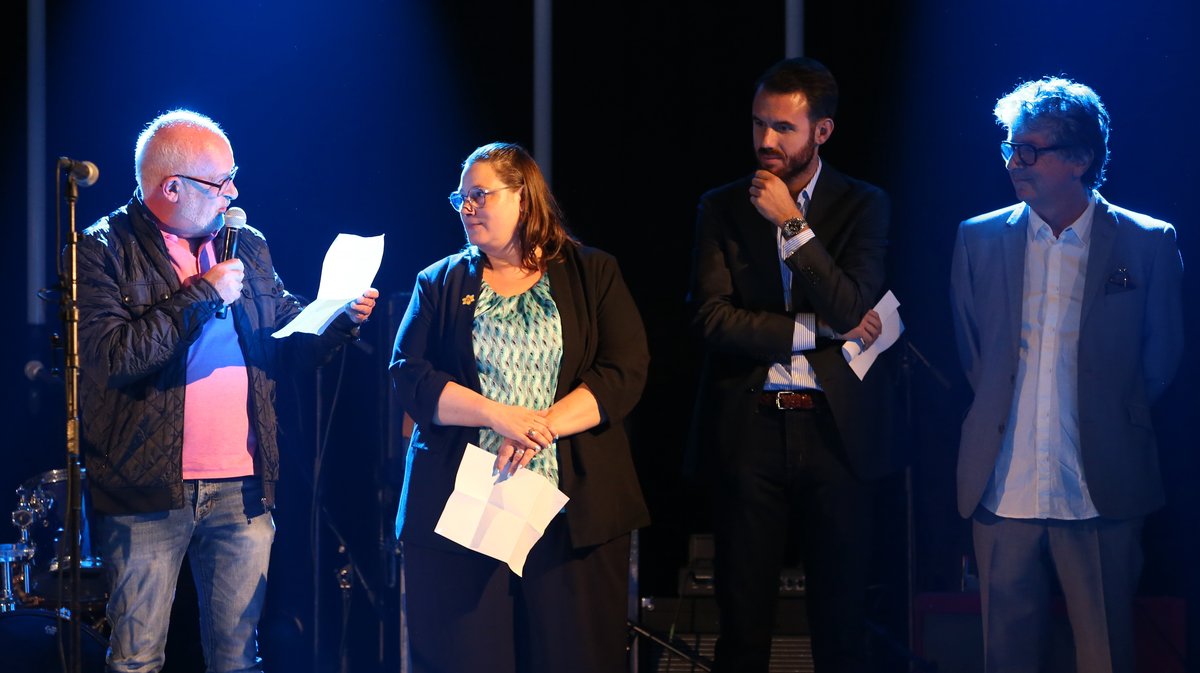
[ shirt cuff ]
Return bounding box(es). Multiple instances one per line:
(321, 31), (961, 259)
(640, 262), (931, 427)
(781, 228), (816, 258)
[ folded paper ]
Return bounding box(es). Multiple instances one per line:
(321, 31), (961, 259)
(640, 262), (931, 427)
(435, 443), (569, 576)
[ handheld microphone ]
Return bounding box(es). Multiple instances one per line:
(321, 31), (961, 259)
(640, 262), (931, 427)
(58, 157), (99, 187)
(215, 207), (246, 319)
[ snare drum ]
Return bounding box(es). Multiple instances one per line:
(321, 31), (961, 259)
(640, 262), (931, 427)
(0, 609), (107, 673)
(19, 468), (100, 570)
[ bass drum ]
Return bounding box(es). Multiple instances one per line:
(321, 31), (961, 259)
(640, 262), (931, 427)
(0, 609), (107, 673)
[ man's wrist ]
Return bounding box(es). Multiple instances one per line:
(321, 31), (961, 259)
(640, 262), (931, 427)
(780, 215), (810, 239)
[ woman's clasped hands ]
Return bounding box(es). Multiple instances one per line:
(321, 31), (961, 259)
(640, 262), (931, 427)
(487, 402), (557, 476)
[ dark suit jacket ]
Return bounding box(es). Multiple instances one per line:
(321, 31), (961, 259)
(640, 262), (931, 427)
(391, 244), (651, 551)
(950, 194), (1184, 519)
(689, 164), (898, 480)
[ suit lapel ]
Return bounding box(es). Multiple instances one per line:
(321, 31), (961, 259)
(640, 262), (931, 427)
(739, 198), (782, 267)
(456, 254), (484, 391)
(732, 185), (787, 310)
(806, 165), (850, 245)
(547, 254), (585, 398)
(1001, 207), (1027, 345)
(1081, 197), (1119, 327)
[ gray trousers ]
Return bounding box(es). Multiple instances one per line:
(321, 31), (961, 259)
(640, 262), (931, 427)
(972, 508), (1143, 673)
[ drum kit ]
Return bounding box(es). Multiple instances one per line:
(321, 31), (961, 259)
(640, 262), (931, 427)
(0, 469), (108, 672)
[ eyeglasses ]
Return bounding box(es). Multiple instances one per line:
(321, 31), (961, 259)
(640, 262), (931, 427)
(448, 185), (519, 212)
(174, 165), (239, 194)
(1000, 142), (1073, 166)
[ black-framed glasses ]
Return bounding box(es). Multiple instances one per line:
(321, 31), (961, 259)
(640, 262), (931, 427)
(174, 165), (239, 193)
(448, 185), (519, 212)
(1000, 142), (1073, 166)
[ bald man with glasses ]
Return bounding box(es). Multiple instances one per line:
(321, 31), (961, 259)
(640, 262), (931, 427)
(77, 109), (377, 673)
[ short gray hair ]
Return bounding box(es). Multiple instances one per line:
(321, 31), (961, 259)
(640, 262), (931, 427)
(134, 110), (230, 195)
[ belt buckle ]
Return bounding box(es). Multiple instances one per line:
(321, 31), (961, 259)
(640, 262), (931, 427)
(774, 391), (791, 410)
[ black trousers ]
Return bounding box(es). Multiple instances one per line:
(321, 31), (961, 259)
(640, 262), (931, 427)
(403, 514), (631, 673)
(713, 404), (874, 673)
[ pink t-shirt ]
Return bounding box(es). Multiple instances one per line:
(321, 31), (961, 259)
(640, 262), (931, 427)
(159, 230), (257, 479)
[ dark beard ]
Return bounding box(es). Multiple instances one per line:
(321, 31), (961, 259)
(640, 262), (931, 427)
(757, 143), (816, 184)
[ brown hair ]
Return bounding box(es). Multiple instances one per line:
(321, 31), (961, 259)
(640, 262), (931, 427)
(756, 57), (838, 121)
(463, 142), (578, 271)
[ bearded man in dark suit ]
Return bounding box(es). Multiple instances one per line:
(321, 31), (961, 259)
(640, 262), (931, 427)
(689, 56), (897, 673)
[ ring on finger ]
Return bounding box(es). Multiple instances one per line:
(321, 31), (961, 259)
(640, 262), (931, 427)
(526, 428), (538, 439)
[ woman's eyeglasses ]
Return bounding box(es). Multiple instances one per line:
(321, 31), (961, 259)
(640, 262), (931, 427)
(448, 185), (519, 212)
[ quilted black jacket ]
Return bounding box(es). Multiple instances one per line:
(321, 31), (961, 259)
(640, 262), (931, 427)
(76, 198), (356, 514)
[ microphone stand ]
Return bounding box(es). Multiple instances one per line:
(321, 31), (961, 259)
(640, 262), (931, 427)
(898, 338), (948, 673)
(59, 169), (85, 673)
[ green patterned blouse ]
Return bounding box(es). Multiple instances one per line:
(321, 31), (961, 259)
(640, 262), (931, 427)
(473, 274), (563, 484)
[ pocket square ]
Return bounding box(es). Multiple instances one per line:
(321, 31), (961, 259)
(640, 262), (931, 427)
(1105, 266), (1135, 294)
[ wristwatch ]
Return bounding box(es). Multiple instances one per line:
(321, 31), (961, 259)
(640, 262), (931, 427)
(780, 215), (809, 238)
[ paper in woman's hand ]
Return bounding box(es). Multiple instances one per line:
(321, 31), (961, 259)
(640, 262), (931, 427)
(435, 443), (570, 576)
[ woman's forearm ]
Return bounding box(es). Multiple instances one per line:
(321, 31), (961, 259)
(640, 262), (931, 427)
(542, 385), (603, 437)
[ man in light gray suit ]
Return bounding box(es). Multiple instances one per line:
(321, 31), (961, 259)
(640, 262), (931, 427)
(950, 77), (1183, 673)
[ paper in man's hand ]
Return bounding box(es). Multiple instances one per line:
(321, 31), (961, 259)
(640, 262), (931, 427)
(272, 233), (384, 338)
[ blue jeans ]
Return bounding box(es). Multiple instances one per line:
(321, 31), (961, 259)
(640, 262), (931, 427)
(96, 478), (275, 673)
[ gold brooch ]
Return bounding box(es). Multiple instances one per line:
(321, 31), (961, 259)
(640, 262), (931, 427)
(461, 294), (475, 306)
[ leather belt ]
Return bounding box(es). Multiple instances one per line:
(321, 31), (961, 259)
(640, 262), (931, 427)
(759, 390), (828, 411)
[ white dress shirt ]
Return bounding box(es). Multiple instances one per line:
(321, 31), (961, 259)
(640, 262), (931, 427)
(764, 160), (822, 391)
(983, 194), (1100, 520)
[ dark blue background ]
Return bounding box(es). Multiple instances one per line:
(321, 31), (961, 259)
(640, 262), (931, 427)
(4, 1), (1198, 670)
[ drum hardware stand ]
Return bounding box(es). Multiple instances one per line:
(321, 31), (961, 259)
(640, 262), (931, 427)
(0, 543), (36, 612)
(54, 158), (97, 673)
(2, 489), (46, 612)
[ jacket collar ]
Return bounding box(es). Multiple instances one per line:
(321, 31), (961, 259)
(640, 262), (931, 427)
(127, 193), (184, 291)
(1001, 192), (1119, 330)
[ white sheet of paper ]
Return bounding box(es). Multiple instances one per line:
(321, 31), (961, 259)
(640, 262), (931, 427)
(843, 290), (904, 380)
(434, 443), (569, 576)
(271, 233), (385, 338)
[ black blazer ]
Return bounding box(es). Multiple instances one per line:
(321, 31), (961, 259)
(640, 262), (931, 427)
(77, 199), (355, 514)
(689, 164), (899, 480)
(392, 244), (651, 551)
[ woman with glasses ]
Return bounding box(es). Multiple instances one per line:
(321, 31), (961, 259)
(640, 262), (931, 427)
(391, 142), (650, 673)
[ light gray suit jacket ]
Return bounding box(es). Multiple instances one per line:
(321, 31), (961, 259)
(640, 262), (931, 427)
(950, 194), (1183, 519)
